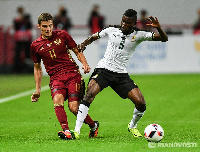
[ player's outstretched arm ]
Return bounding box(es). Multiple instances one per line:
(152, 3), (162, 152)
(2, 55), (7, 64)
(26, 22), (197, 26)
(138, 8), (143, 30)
(31, 63), (42, 102)
(146, 16), (168, 42)
(77, 33), (100, 52)
(73, 47), (91, 74)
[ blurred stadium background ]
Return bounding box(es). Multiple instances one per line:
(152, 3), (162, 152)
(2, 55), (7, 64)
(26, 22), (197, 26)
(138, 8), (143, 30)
(0, 0), (200, 74)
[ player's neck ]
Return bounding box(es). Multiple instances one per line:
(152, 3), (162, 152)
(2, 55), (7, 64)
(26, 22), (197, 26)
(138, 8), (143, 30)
(123, 28), (134, 35)
(42, 35), (51, 39)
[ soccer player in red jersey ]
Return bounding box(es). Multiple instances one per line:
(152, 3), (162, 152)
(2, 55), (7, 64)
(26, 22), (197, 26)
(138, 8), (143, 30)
(30, 13), (99, 140)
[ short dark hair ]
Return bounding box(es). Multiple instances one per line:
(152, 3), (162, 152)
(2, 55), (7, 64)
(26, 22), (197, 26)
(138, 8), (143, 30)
(141, 9), (147, 16)
(123, 9), (137, 23)
(38, 13), (53, 25)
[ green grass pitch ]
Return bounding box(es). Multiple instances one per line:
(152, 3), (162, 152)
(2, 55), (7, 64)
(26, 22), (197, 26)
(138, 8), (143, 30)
(0, 74), (199, 152)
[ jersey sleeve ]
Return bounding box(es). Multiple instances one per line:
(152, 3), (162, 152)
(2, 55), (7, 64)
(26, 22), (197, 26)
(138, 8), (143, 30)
(62, 31), (77, 49)
(137, 31), (154, 41)
(30, 43), (41, 63)
(98, 27), (113, 38)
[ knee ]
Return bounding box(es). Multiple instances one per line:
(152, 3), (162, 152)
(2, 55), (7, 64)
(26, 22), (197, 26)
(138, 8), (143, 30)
(68, 102), (79, 116)
(53, 94), (64, 104)
(84, 90), (95, 104)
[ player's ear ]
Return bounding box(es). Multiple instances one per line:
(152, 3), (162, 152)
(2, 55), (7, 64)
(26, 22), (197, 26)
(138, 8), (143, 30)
(37, 24), (40, 29)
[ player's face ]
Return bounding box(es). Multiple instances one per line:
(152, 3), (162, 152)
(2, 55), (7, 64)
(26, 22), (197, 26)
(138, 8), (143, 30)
(38, 20), (53, 39)
(120, 15), (135, 35)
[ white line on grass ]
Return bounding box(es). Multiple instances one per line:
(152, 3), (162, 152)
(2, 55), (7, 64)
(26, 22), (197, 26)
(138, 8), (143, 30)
(0, 85), (49, 104)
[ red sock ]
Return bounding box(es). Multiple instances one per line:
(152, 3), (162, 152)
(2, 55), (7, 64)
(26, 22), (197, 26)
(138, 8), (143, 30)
(84, 114), (95, 128)
(55, 106), (69, 131)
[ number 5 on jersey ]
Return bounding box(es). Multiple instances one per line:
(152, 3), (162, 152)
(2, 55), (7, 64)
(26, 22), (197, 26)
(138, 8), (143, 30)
(119, 36), (126, 50)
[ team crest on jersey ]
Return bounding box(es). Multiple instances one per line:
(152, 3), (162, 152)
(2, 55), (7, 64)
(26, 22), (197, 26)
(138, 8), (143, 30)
(131, 36), (136, 42)
(54, 39), (61, 45)
(92, 74), (98, 79)
(47, 43), (52, 47)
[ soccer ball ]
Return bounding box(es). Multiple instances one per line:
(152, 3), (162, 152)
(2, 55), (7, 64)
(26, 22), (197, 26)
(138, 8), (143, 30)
(144, 123), (164, 142)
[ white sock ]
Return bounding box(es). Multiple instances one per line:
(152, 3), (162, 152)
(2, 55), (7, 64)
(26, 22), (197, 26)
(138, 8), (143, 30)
(129, 107), (145, 128)
(74, 104), (89, 134)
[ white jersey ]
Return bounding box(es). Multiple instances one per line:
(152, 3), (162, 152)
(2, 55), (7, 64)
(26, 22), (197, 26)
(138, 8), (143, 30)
(96, 26), (154, 73)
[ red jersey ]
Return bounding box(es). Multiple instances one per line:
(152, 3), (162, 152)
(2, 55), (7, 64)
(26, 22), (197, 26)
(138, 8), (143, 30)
(31, 30), (79, 76)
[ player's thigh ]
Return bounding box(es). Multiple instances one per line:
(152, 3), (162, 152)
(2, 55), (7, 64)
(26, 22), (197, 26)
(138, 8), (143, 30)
(50, 79), (67, 103)
(111, 76), (138, 99)
(84, 79), (101, 102)
(89, 68), (109, 91)
(67, 73), (82, 102)
(127, 88), (145, 105)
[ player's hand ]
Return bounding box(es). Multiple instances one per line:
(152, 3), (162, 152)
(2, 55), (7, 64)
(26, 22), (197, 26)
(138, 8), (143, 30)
(82, 65), (91, 74)
(146, 16), (161, 28)
(77, 43), (86, 52)
(31, 93), (40, 102)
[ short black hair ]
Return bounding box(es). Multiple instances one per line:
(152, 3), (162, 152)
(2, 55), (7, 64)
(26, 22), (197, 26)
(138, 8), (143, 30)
(141, 9), (147, 16)
(123, 9), (137, 22)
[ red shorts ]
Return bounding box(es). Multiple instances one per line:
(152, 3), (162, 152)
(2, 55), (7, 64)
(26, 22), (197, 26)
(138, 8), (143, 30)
(49, 72), (83, 102)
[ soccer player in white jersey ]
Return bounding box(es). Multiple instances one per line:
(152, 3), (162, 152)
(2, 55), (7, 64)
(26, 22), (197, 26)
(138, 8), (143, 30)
(72, 9), (168, 139)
